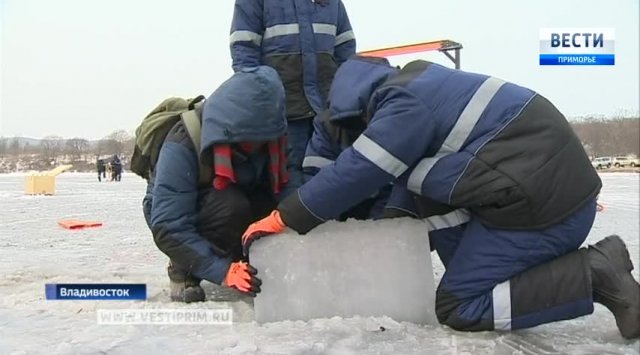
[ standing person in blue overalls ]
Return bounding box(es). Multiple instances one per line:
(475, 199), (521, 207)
(230, 0), (356, 196)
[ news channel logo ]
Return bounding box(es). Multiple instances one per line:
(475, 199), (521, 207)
(539, 28), (615, 66)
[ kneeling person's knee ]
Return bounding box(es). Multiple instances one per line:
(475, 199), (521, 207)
(435, 286), (490, 332)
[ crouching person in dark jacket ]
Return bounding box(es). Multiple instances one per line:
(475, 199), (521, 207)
(143, 66), (288, 302)
(241, 57), (640, 339)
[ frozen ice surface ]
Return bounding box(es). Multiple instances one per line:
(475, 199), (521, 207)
(0, 172), (638, 354)
(251, 218), (436, 325)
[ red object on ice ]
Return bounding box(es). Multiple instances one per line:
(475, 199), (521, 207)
(58, 219), (103, 230)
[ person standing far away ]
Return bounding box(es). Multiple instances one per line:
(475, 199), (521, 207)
(229, 0), (356, 198)
(112, 154), (123, 182)
(96, 158), (105, 182)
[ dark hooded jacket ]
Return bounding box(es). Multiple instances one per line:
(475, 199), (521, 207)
(143, 66), (287, 284)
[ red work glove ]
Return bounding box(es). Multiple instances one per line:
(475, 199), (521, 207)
(241, 210), (286, 255)
(223, 261), (262, 297)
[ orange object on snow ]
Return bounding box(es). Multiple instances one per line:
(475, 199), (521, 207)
(58, 219), (103, 230)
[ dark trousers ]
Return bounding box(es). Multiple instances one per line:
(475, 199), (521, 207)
(432, 199), (597, 331)
(169, 186), (276, 282)
(285, 118), (314, 194)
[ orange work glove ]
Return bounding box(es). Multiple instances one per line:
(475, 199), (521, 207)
(223, 261), (262, 296)
(241, 210), (286, 255)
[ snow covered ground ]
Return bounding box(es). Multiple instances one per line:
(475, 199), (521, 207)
(0, 172), (638, 355)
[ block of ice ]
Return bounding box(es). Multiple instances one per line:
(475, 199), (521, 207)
(251, 218), (436, 325)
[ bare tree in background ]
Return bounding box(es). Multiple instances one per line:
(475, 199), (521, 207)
(8, 138), (21, 156)
(103, 130), (132, 156)
(94, 139), (108, 157)
(0, 138), (7, 157)
(65, 138), (90, 161)
(99, 138), (120, 157)
(24, 142), (40, 155)
(571, 117), (640, 157)
(122, 135), (135, 157)
(40, 135), (65, 164)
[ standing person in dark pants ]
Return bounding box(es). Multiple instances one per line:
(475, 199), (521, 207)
(230, 0), (356, 196)
(112, 155), (123, 181)
(96, 158), (105, 182)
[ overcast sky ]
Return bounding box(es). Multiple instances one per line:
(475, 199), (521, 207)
(1, 0), (638, 139)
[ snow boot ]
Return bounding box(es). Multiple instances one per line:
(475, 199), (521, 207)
(585, 235), (640, 339)
(168, 263), (205, 303)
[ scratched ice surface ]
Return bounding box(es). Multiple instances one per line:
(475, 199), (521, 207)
(0, 172), (638, 354)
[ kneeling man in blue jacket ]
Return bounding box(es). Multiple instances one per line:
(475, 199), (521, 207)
(241, 57), (639, 339)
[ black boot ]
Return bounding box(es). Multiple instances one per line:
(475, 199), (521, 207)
(167, 263), (205, 303)
(586, 235), (640, 339)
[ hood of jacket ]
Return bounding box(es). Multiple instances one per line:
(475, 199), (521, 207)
(200, 66), (287, 156)
(328, 56), (399, 122)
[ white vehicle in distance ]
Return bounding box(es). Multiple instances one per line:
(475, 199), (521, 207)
(613, 155), (640, 168)
(591, 157), (613, 169)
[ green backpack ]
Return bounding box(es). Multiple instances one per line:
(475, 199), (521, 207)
(130, 95), (210, 185)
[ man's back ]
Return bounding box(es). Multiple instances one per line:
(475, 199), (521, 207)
(230, 0), (356, 120)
